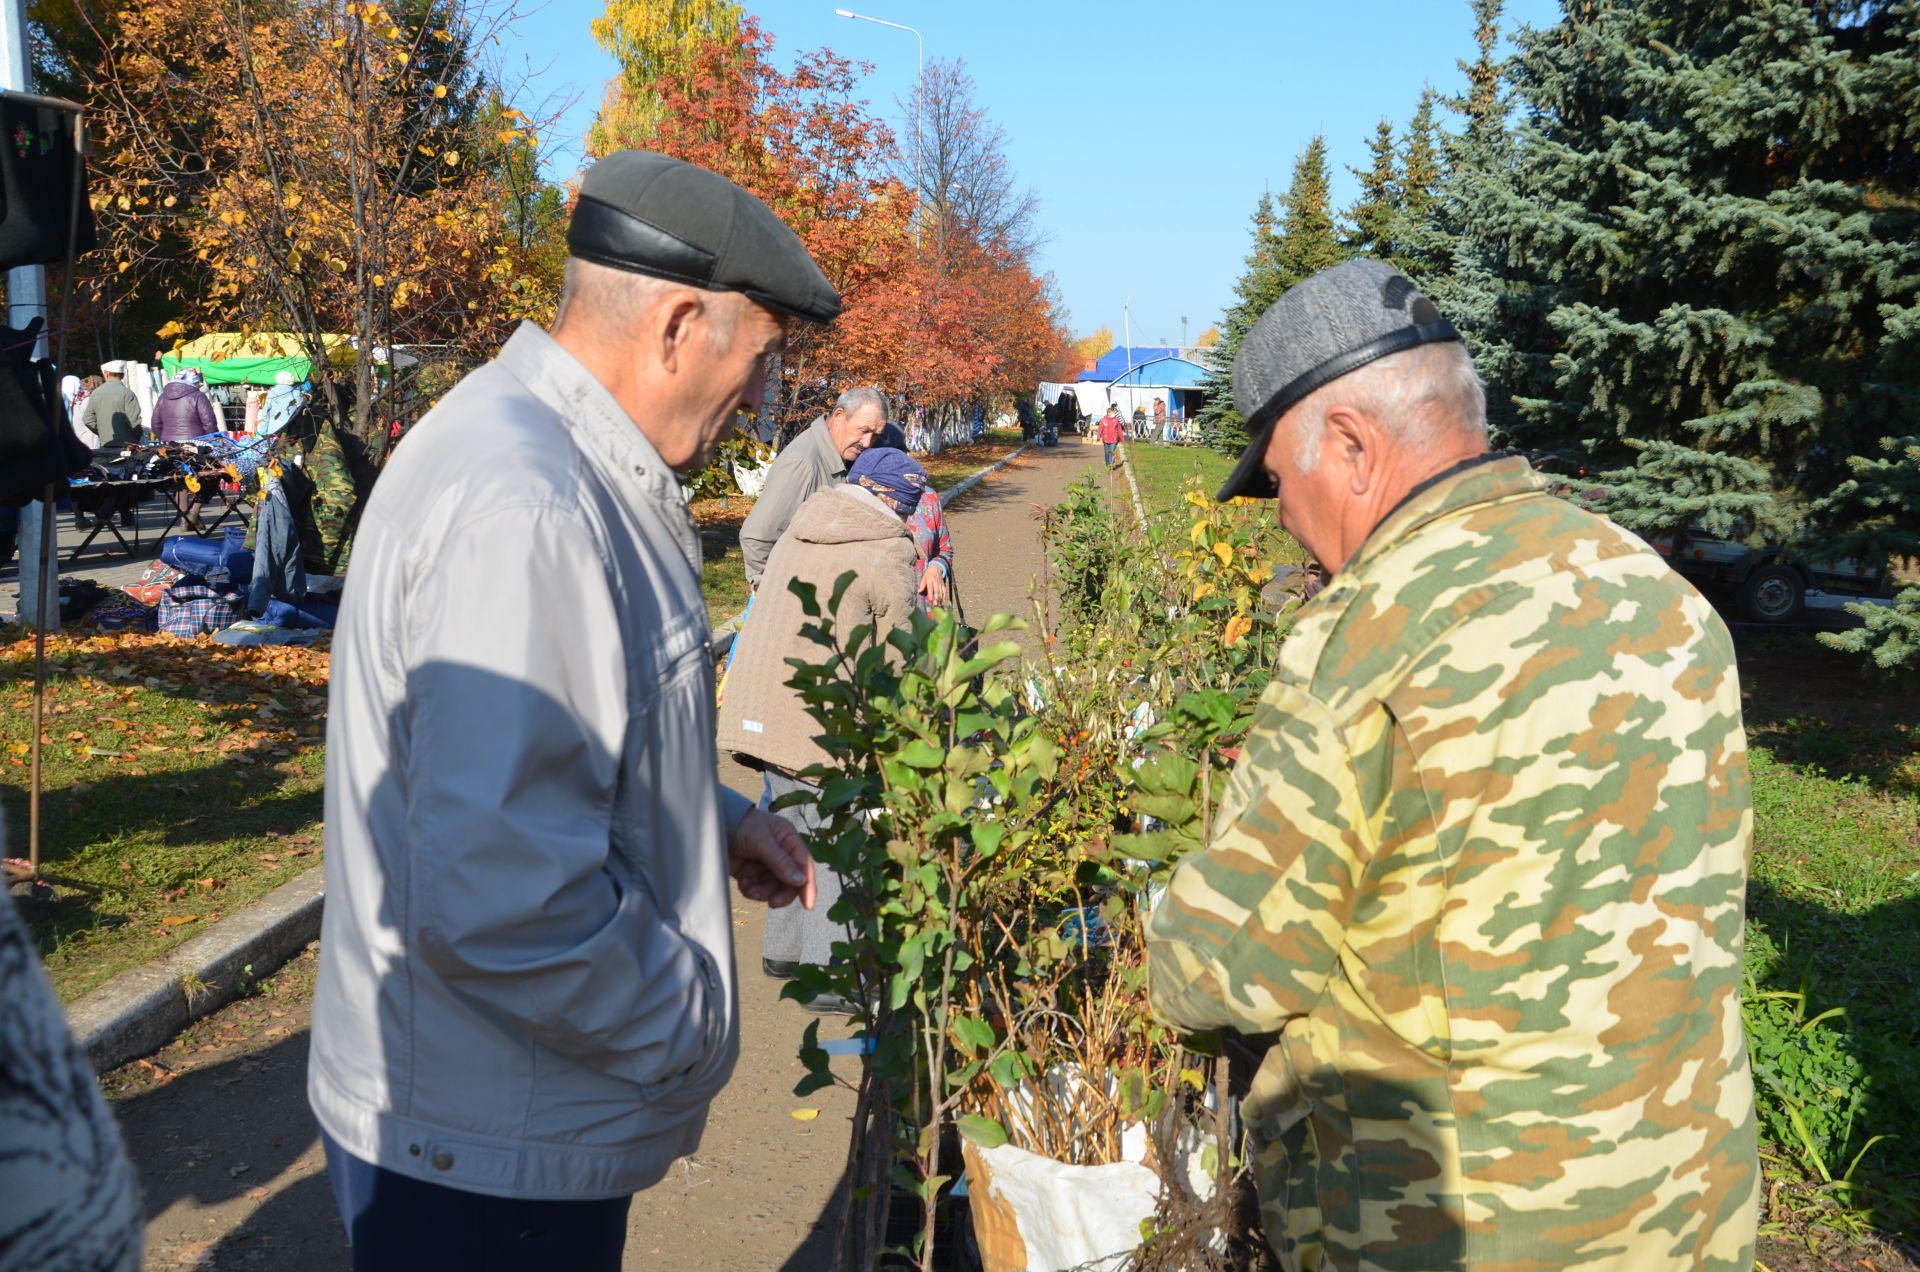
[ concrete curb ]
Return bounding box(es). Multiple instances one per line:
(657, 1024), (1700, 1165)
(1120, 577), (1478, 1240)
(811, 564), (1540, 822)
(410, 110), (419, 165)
(1117, 442), (1150, 525)
(65, 865), (324, 1072)
(937, 441), (1035, 508)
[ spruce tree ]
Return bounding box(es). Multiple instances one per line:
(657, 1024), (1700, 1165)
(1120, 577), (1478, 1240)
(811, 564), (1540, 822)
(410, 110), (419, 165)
(1396, 90), (1445, 271)
(1273, 134), (1348, 286)
(1455, 0), (1920, 664)
(1414, 0), (1534, 439)
(1195, 192), (1282, 454)
(1344, 119), (1404, 267)
(1199, 137), (1350, 456)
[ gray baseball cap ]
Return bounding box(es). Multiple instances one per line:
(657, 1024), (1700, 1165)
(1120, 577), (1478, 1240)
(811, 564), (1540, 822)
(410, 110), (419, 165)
(567, 150), (842, 325)
(1216, 258), (1461, 501)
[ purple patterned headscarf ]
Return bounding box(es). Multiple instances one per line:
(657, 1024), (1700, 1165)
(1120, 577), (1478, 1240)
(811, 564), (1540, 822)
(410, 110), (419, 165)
(848, 446), (927, 517)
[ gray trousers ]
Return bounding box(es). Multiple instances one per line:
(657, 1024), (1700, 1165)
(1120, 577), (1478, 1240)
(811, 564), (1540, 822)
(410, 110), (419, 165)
(759, 770), (851, 968)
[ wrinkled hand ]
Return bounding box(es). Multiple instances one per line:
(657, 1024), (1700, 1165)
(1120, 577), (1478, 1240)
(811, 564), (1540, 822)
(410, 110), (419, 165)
(728, 808), (815, 910)
(917, 565), (950, 608)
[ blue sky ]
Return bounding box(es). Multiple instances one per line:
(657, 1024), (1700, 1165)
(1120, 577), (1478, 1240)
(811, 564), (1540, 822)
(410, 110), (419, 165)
(500, 0), (1565, 347)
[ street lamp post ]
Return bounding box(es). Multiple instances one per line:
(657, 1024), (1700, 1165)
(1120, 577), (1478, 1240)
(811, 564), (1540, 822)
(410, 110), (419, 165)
(833, 9), (924, 226)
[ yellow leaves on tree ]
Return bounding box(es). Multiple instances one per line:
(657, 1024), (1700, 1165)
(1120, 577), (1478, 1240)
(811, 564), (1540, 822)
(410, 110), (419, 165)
(76, 0), (564, 448)
(587, 0), (743, 155)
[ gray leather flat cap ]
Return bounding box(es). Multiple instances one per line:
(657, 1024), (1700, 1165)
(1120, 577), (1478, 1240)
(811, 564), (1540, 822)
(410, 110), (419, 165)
(567, 150), (842, 325)
(1217, 258), (1460, 501)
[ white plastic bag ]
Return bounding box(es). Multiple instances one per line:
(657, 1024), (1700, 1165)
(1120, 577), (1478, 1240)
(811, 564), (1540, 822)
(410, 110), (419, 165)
(963, 1138), (1158, 1272)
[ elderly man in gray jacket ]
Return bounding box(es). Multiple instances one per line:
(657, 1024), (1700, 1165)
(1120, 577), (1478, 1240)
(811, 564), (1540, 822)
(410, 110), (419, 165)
(737, 384), (888, 586)
(309, 150), (831, 1272)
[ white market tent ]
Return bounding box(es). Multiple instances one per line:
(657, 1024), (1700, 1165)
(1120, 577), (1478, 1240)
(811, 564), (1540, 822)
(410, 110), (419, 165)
(1041, 347), (1213, 421)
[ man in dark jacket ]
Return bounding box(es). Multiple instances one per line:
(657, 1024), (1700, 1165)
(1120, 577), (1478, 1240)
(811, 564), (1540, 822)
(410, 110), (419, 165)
(77, 362), (142, 446)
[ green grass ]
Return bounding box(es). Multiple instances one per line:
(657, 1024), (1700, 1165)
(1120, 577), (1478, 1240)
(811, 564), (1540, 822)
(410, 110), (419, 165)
(1734, 634), (1920, 1240)
(1123, 443), (1238, 521)
(700, 530), (751, 626)
(919, 428), (1027, 491)
(1, 629), (329, 1001)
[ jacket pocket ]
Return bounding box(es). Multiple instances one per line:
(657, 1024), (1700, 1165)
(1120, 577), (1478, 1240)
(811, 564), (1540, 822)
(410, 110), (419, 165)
(639, 939), (732, 1112)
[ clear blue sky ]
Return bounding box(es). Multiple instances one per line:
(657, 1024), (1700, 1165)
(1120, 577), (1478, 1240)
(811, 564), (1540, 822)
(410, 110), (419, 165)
(499, 0), (1565, 347)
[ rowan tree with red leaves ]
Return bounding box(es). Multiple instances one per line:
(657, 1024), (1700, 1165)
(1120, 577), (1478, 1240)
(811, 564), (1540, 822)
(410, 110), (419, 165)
(595, 16), (1071, 438)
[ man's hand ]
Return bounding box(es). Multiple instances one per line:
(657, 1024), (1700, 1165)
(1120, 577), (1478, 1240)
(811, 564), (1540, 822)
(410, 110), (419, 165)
(728, 808), (816, 910)
(917, 564), (950, 607)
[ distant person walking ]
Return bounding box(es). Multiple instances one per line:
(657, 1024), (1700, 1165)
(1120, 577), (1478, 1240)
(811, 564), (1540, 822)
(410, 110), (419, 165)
(718, 446), (927, 1008)
(1096, 404), (1125, 468)
(738, 385), (888, 588)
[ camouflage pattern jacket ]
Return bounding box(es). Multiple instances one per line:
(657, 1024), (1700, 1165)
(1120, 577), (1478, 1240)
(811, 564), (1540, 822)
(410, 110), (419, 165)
(1147, 455), (1758, 1272)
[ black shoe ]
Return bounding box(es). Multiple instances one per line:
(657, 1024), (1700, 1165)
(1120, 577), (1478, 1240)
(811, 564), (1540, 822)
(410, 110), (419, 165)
(802, 992), (861, 1017)
(762, 957), (798, 981)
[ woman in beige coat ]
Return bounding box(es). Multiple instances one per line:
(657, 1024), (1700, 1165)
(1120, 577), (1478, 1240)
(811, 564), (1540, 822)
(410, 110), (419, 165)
(716, 447), (927, 1012)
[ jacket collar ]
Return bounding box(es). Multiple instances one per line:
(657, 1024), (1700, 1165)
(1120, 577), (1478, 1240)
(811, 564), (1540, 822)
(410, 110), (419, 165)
(494, 321), (698, 567)
(806, 414), (850, 478)
(1337, 453), (1549, 582)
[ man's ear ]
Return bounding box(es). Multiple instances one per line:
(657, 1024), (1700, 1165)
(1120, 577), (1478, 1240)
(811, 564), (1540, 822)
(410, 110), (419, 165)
(654, 292), (705, 374)
(1322, 405), (1374, 494)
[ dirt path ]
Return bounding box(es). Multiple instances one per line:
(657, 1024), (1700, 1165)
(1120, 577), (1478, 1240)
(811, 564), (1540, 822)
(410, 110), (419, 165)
(110, 868), (867, 1272)
(108, 434), (1103, 1270)
(941, 432), (1105, 652)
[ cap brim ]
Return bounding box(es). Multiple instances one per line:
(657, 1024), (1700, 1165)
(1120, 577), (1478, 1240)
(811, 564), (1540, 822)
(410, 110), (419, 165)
(1214, 418), (1279, 502)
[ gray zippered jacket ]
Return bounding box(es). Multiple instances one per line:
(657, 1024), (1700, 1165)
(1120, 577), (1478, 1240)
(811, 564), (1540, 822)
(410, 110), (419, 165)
(308, 322), (752, 1201)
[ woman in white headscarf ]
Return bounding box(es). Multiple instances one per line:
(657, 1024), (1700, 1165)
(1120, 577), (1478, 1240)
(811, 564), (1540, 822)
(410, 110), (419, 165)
(61, 373), (98, 448)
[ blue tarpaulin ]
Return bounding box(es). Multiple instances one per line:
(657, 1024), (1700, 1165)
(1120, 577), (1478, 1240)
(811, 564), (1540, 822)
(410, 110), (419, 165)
(1077, 346), (1182, 382)
(1109, 355), (1209, 388)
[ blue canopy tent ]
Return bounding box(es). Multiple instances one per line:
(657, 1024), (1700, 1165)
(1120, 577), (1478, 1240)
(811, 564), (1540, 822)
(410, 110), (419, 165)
(1051, 349), (1212, 425)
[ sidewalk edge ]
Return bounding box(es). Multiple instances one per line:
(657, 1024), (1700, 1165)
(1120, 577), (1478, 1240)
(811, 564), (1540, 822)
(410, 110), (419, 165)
(65, 865), (325, 1073)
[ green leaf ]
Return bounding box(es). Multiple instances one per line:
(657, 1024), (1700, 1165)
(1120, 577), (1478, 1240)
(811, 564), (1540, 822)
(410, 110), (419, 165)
(826, 569), (857, 619)
(896, 739), (946, 770)
(1134, 793), (1198, 825)
(788, 578), (821, 617)
(987, 1050), (1028, 1089)
(1111, 828), (1200, 863)
(1132, 752), (1201, 797)
(955, 1115), (1008, 1149)
(950, 1013), (996, 1057)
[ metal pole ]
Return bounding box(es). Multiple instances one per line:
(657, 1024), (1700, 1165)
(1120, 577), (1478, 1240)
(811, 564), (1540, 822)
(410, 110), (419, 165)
(0, 0), (47, 350)
(2, 0), (57, 667)
(834, 11), (924, 239)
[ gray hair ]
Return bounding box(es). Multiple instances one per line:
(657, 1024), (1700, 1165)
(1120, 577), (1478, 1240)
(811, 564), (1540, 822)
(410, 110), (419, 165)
(833, 384), (888, 422)
(552, 258), (738, 347)
(1287, 340), (1487, 474)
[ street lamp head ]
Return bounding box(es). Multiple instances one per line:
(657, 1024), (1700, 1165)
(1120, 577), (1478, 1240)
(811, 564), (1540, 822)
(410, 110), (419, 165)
(834, 8), (855, 16)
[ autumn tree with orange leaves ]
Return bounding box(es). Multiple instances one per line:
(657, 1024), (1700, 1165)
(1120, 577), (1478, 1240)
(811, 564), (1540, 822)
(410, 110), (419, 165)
(593, 13), (1069, 440)
(70, 0), (562, 453)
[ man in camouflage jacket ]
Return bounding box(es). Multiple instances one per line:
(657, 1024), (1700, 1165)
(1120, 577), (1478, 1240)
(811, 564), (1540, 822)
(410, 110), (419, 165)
(1146, 260), (1758, 1272)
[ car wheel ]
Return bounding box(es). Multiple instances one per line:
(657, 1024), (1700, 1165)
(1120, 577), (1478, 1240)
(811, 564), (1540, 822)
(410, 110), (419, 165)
(1738, 563), (1805, 624)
